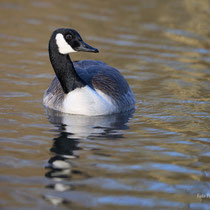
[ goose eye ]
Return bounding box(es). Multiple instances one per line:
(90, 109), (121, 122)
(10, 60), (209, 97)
(65, 34), (72, 40)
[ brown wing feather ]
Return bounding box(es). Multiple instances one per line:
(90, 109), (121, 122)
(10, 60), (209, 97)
(43, 77), (65, 110)
(74, 60), (135, 110)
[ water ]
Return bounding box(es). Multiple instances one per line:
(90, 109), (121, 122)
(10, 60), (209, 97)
(0, 0), (210, 209)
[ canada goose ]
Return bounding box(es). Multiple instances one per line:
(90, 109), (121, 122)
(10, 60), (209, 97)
(43, 28), (135, 116)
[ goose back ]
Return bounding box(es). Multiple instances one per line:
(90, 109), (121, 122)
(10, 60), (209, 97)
(43, 60), (135, 113)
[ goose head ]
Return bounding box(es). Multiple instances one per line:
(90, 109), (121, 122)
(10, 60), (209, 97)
(50, 28), (99, 55)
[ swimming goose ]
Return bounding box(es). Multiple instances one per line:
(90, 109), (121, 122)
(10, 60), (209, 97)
(43, 28), (135, 116)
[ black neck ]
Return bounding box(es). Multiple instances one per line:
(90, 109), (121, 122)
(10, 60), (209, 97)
(49, 39), (85, 94)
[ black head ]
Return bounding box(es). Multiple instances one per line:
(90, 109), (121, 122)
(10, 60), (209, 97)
(51, 28), (99, 54)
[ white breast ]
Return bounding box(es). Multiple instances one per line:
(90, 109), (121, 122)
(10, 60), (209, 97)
(62, 86), (117, 116)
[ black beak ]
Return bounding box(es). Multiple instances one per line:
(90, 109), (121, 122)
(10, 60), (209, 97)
(76, 41), (99, 53)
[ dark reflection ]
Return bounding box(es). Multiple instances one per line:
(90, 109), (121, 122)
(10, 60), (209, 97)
(44, 108), (134, 204)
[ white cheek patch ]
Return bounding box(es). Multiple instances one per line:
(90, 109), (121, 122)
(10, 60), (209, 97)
(55, 33), (76, 54)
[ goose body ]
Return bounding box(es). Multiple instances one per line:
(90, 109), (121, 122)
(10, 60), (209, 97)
(43, 28), (135, 116)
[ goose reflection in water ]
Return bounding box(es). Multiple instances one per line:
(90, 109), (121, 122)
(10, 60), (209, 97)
(44, 108), (134, 205)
